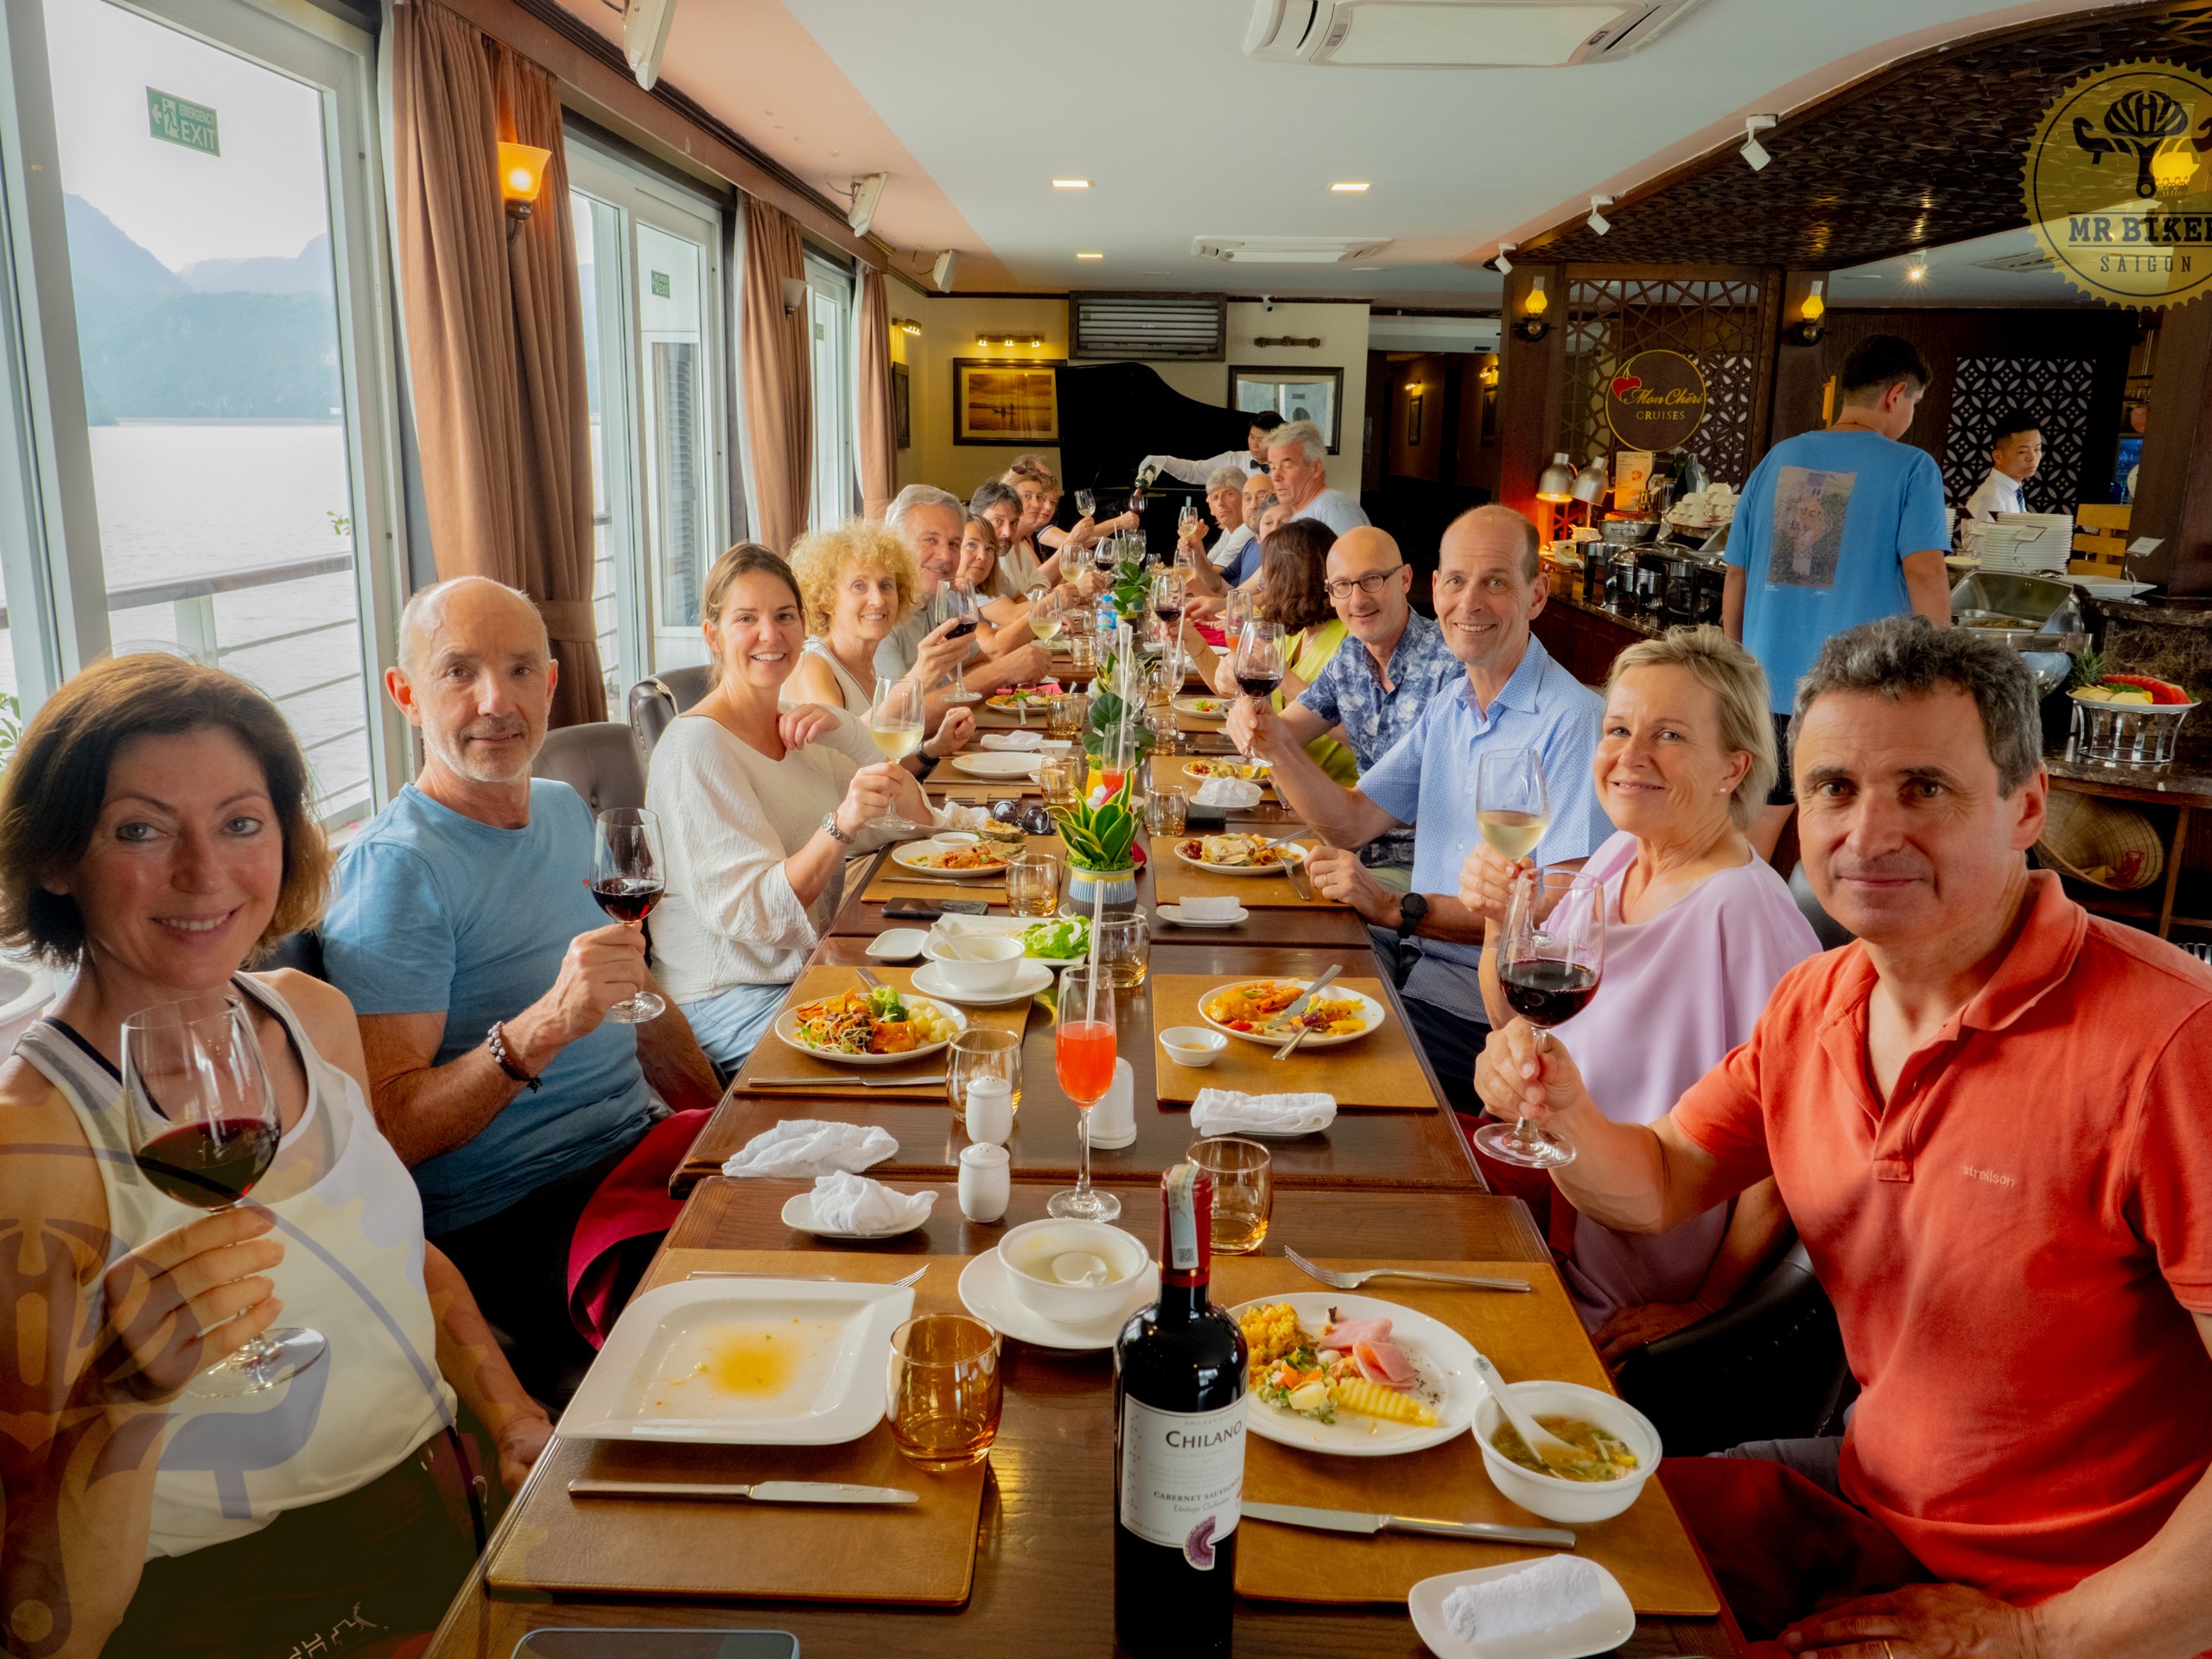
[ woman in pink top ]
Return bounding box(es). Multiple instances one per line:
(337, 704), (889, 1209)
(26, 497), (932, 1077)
(1468, 626), (1821, 1355)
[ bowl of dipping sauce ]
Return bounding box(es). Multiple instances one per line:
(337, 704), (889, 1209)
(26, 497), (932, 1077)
(1471, 1379), (1661, 1523)
(925, 933), (1025, 994)
(1159, 1027), (1229, 1068)
(997, 1219), (1152, 1325)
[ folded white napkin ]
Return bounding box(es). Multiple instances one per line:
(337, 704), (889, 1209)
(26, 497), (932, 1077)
(1191, 776), (1262, 809)
(808, 1171), (936, 1233)
(1190, 1089), (1337, 1137)
(935, 803), (993, 833)
(981, 731), (1043, 751)
(1177, 894), (1241, 922)
(722, 1119), (899, 1179)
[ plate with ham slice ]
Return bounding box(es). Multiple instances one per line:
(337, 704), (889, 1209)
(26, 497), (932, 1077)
(1226, 1293), (1481, 1458)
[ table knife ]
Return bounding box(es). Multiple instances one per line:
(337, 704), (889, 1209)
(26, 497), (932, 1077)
(1268, 964), (1344, 1059)
(880, 874), (1007, 889)
(569, 1479), (918, 1506)
(743, 1072), (946, 1089)
(1243, 1500), (1573, 1548)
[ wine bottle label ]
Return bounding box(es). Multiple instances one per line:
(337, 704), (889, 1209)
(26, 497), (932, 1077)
(1118, 1396), (1243, 1568)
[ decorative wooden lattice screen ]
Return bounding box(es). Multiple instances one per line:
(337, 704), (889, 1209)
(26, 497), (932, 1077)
(1939, 357), (2094, 515)
(1562, 276), (1774, 492)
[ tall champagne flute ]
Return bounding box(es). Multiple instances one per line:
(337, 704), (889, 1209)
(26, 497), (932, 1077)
(592, 807), (667, 1022)
(122, 994), (327, 1396)
(1049, 963), (1121, 1221)
(1476, 868), (1605, 1170)
(867, 677), (925, 832)
(1475, 747), (1550, 862)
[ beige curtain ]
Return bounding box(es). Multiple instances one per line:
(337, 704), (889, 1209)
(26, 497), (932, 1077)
(855, 266), (896, 521)
(390, 0), (606, 723)
(739, 196), (812, 554)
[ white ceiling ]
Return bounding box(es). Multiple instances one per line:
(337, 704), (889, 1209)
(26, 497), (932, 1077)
(767, 0), (2118, 305)
(1828, 224), (2101, 307)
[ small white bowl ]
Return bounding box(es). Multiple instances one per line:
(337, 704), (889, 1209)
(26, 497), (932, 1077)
(1471, 1379), (1662, 1524)
(866, 927), (928, 962)
(926, 933), (1025, 994)
(934, 830), (982, 846)
(1159, 1027), (1228, 1067)
(997, 1218), (1153, 1325)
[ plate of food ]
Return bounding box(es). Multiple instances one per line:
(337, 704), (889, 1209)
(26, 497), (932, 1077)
(773, 985), (966, 1066)
(1198, 978), (1384, 1047)
(984, 686), (1055, 715)
(1230, 1294), (1478, 1457)
(949, 751), (1040, 780)
(1172, 695), (1231, 721)
(892, 837), (1013, 875)
(1179, 757), (1268, 782)
(1173, 833), (1305, 876)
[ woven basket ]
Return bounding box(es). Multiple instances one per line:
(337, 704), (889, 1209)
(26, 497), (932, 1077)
(2037, 789), (2164, 892)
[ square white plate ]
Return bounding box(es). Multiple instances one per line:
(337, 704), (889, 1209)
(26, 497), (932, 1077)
(559, 1277), (915, 1446)
(1408, 1558), (1635, 1659)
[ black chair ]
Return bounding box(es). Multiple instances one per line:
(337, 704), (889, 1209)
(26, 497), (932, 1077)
(1613, 1241), (1856, 1456)
(626, 664), (716, 760)
(262, 930), (327, 982)
(1789, 861), (1854, 951)
(532, 721), (646, 815)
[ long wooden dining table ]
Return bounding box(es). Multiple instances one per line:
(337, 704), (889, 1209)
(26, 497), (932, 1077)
(422, 711), (1749, 1659)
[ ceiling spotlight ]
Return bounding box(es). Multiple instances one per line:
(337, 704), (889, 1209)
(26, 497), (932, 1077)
(1052, 178), (1090, 189)
(1330, 181), (1370, 193)
(1741, 115), (1777, 172)
(1905, 260), (1928, 283)
(1493, 241), (1516, 276)
(1586, 195), (1613, 237)
(1076, 251), (1104, 260)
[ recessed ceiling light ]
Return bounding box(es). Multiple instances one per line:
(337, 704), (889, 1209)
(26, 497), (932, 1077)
(1331, 181), (1371, 193)
(1905, 261), (1928, 283)
(1052, 178), (1090, 189)
(1076, 251), (1103, 259)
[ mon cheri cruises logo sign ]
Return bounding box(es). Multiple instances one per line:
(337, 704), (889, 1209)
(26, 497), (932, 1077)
(2027, 61), (2212, 308)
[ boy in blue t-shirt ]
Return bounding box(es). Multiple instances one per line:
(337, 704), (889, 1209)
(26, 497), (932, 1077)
(1725, 334), (1953, 842)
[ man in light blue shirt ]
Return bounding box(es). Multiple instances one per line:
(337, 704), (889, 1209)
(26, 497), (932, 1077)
(1233, 506), (1611, 1115)
(1267, 418), (1370, 538)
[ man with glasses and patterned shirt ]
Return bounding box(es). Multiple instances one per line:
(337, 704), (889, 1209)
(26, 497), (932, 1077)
(1269, 527), (1458, 880)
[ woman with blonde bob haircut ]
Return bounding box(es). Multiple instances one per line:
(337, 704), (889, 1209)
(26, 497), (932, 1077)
(0, 654), (550, 1656)
(1465, 626), (1820, 1361)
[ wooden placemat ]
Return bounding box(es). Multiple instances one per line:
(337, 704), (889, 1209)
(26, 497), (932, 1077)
(862, 848), (1011, 903)
(488, 1252), (984, 1605)
(1147, 975), (1427, 1109)
(1151, 840), (1344, 911)
(729, 963), (1032, 1098)
(1215, 1257), (1721, 1618)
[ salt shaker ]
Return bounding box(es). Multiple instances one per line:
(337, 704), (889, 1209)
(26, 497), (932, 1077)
(1084, 1058), (1137, 1149)
(964, 1077), (1014, 1147)
(957, 1143), (1011, 1223)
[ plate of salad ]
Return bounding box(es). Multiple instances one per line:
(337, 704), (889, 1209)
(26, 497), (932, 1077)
(1019, 916), (1092, 963)
(773, 986), (966, 1066)
(1229, 1294), (1479, 1457)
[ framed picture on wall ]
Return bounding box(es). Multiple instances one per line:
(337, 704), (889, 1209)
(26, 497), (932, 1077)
(1230, 365), (1344, 453)
(1406, 389), (1425, 447)
(891, 362), (911, 450)
(953, 358), (1063, 445)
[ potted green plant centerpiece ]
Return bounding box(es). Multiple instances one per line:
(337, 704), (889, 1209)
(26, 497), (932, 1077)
(1052, 771), (1141, 918)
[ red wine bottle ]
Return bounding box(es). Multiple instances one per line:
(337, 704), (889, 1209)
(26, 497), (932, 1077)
(1114, 1163), (1248, 1656)
(137, 1118), (280, 1210)
(1499, 957), (1600, 1027)
(591, 877), (664, 924)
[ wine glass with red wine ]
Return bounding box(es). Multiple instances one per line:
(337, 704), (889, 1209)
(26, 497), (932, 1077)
(1230, 619), (1286, 753)
(122, 994), (327, 1396)
(592, 807), (667, 1023)
(1475, 867), (1605, 1170)
(934, 583), (982, 703)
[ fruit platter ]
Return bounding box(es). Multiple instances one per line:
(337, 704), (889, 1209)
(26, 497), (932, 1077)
(2068, 656), (2198, 766)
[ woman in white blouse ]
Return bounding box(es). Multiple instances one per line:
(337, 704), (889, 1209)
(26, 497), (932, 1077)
(647, 544), (937, 1073)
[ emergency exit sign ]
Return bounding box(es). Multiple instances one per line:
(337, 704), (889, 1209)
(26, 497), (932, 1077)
(147, 88), (219, 157)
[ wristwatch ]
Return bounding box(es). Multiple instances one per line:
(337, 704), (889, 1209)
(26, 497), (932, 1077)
(1395, 892), (1429, 938)
(821, 811), (855, 847)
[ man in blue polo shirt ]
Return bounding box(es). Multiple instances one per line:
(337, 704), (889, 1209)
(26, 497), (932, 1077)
(1231, 506), (1611, 1113)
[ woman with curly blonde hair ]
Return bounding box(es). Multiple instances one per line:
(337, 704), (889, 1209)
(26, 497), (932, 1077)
(789, 519), (961, 719)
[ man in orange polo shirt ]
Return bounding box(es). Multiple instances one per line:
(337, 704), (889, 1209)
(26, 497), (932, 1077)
(1476, 616), (2212, 1657)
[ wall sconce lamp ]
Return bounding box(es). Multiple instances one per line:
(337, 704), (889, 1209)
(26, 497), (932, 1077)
(977, 334), (1044, 348)
(1512, 274), (1552, 342)
(893, 317), (923, 335)
(1787, 279), (1826, 346)
(497, 141), (551, 238)
(1478, 362), (1499, 387)
(1535, 452), (1577, 503)
(782, 277), (809, 316)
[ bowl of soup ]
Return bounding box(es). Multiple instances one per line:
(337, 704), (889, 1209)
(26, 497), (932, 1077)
(1471, 1379), (1662, 1523)
(997, 1219), (1152, 1325)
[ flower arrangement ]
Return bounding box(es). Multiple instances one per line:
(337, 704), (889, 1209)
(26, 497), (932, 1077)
(1051, 773), (1139, 874)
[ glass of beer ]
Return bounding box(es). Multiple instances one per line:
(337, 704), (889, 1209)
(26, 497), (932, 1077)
(1189, 1136), (1272, 1255)
(1007, 849), (1063, 918)
(1039, 751), (1085, 812)
(887, 1315), (1002, 1469)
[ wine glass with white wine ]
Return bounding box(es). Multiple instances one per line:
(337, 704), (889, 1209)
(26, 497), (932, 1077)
(867, 677), (924, 831)
(1475, 747), (1549, 864)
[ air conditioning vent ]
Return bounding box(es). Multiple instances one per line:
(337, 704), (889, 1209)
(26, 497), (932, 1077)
(1071, 293), (1228, 361)
(1191, 236), (1390, 265)
(1243, 0), (1708, 67)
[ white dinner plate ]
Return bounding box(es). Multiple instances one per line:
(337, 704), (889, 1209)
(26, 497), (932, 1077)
(778, 1191), (932, 1241)
(957, 1249), (1159, 1352)
(560, 1276), (916, 1445)
(772, 991), (966, 1066)
(1171, 695), (1231, 721)
(892, 837), (1013, 877)
(1224, 1293), (1478, 1457)
(1407, 1558), (1636, 1659)
(1171, 838), (1307, 878)
(951, 751), (1041, 779)
(912, 958), (1054, 1007)
(1154, 902), (1249, 928)
(1179, 758), (1269, 783)
(1198, 978), (1385, 1049)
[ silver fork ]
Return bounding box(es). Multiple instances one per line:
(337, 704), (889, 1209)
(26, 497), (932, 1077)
(1285, 1246), (1530, 1294)
(687, 1266), (930, 1287)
